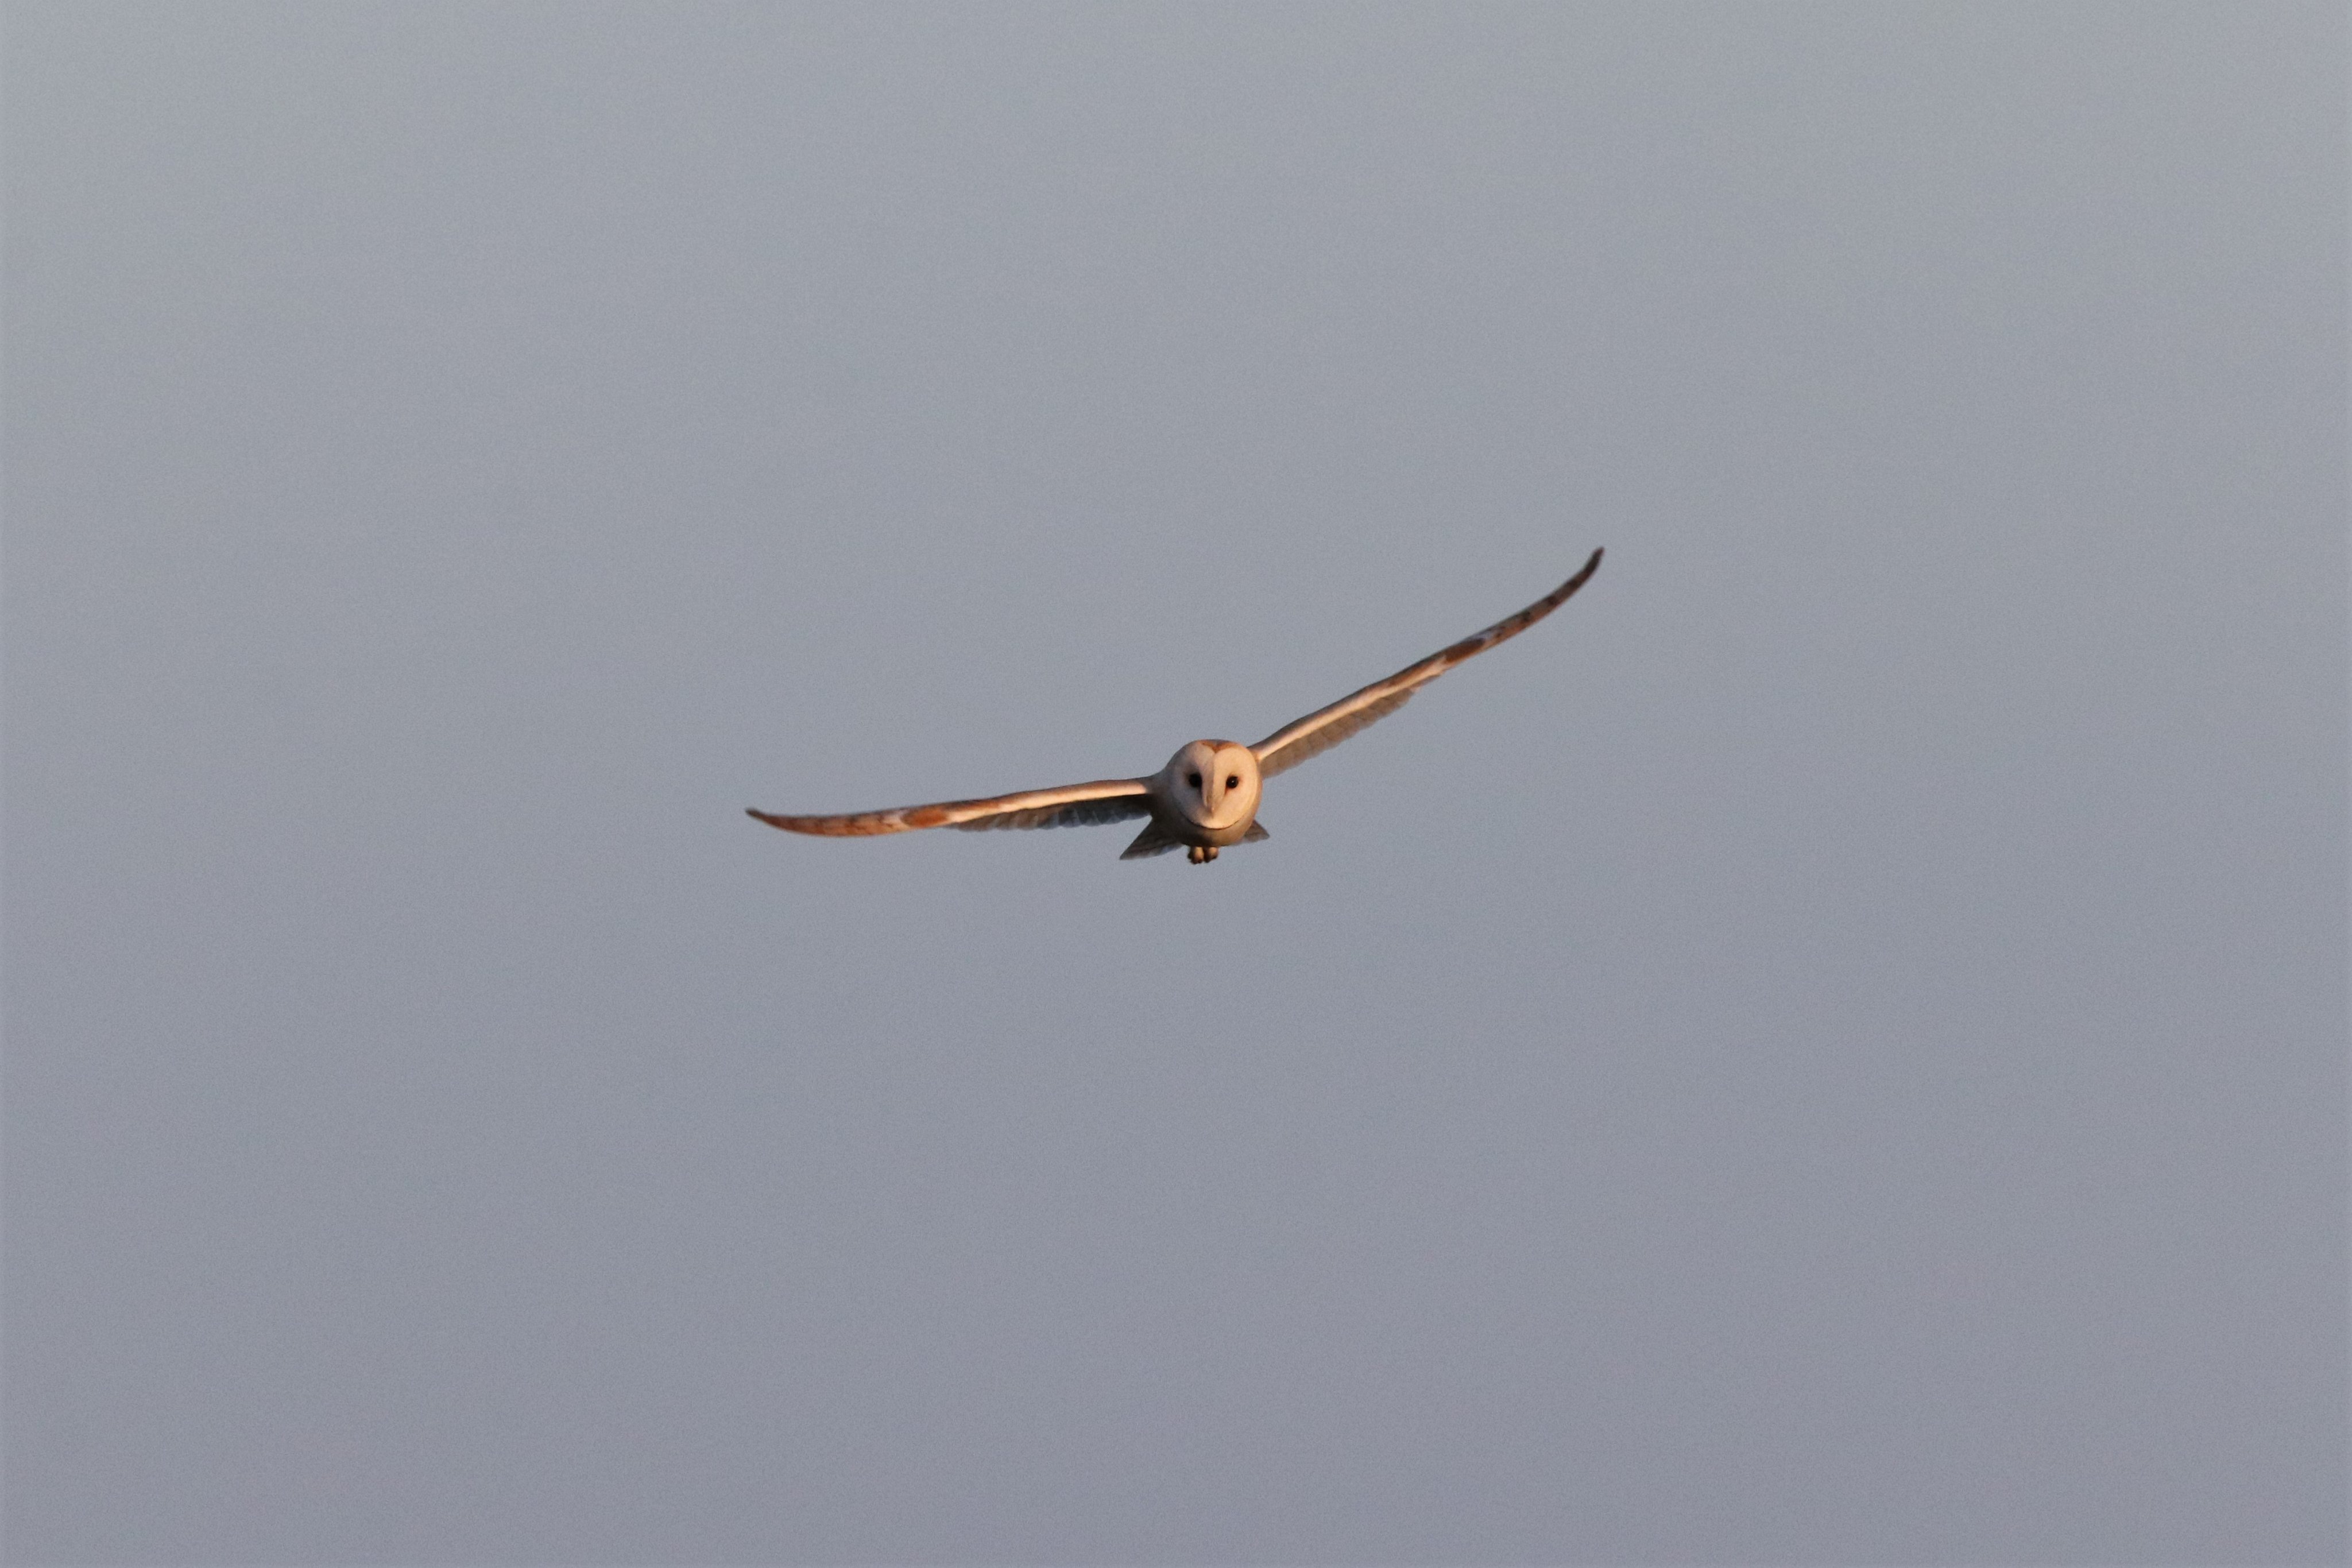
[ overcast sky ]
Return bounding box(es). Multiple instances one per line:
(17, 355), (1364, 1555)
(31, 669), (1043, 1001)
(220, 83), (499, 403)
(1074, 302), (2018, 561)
(6, 3), (2344, 1562)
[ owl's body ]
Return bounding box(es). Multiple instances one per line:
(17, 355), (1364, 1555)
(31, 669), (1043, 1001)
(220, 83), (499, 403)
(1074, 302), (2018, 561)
(748, 549), (1601, 865)
(1128, 740), (1265, 862)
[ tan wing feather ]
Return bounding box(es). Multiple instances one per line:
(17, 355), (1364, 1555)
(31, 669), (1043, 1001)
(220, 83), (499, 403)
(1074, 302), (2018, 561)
(747, 777), (1151, 838)
(1252, 548), (1603, 778)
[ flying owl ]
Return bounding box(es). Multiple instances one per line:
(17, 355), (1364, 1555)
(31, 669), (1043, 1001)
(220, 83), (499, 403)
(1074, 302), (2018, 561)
(749, 547), (1602, 864)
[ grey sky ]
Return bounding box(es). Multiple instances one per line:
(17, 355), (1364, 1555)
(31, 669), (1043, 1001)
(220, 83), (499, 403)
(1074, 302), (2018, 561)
(5, 3), (2343, 1562)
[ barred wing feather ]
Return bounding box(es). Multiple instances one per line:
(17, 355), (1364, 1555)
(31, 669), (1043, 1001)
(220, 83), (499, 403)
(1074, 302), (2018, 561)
(1251, 548), (1601, 779)
(747, 777), (1150, 837)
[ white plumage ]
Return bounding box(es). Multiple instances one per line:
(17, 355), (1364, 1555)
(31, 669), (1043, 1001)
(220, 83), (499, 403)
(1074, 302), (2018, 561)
(749, 548), (1603, 864)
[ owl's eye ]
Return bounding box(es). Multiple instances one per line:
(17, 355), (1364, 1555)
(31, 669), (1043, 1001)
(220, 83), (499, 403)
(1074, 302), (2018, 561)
(1226, 775), (1240, 789)
(1187, 772), (1202, 788)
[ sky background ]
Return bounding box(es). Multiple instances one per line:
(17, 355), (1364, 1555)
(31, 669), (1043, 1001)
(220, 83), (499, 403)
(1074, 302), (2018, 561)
(6, 3), (2344, 1562)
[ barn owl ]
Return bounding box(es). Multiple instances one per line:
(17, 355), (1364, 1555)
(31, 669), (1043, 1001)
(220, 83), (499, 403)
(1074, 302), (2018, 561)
(749, 548), (1602, 864)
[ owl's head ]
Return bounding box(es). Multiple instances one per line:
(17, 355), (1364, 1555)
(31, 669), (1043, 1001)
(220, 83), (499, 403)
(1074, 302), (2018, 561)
(1160, 740), (1261, 830)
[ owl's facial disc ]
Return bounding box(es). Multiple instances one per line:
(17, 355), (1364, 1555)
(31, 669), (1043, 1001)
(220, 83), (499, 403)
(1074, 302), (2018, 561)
(1166, 740), (1260, 830)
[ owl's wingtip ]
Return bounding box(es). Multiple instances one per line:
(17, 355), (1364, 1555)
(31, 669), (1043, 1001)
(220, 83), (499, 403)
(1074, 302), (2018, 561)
(1551, 547), (1604, 601)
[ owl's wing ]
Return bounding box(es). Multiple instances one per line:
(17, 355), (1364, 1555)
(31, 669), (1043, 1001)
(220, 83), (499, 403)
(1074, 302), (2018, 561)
(1251, 548), (1602, 779)
(748, 776), (1151, 838)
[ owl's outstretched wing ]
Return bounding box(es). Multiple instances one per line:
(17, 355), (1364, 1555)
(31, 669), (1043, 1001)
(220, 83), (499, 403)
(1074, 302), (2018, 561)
(1251, 548), (1603, 779)
(748, 777), (1152, 837)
